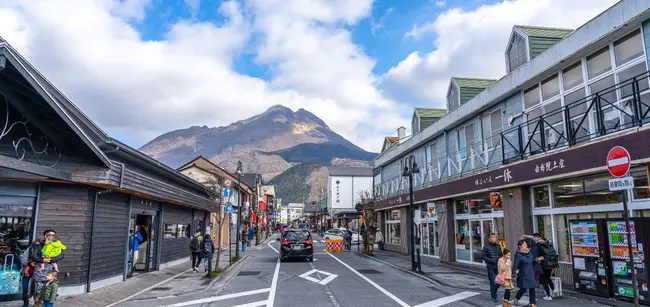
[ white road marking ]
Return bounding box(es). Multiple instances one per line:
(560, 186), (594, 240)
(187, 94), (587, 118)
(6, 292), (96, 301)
(608, 156), (629, 167)
(232, 300), (268, 307)
(413, 291), (480, 307)
(327, 252), (409, 307)
(106, 267), (192, 307)
(266, 257), (281, 307)
(267, 241), (278, 254)
(298, 269), (338, 285)
(161, 288), (271, 307)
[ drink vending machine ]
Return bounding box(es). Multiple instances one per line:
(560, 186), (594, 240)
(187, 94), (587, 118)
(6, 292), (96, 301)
(570, 220), (611, 297)
(606, 219), (648, 303)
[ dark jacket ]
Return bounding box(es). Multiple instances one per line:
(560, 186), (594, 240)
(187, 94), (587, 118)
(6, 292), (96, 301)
(514, 251), (536, 289)
(30, 240), (65, 264)
(481, 242), (502, 269)
(522, 235), (542, 273)
(202, 238), (215, 258)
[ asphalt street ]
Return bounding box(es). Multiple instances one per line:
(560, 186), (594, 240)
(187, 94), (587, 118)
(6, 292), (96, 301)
(113, 233), (611, 307)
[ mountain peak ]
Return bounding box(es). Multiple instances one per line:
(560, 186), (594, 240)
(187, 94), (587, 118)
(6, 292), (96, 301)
(295, 108), (329, 129)
(264, 104), (293, 114)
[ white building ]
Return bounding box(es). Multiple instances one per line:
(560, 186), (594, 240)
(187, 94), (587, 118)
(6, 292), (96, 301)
(287, 203), (305, 222)
(327, 167), (373, 227)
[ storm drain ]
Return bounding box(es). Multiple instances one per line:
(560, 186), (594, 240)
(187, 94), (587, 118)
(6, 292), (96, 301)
(238, 271), (261, 276)
(151, 287), (173, 291)
(357, 269), (382, 275)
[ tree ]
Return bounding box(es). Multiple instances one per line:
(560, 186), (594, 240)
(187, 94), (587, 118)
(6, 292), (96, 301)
(204, 175), (226, 272)
(358, 189), (376, 253)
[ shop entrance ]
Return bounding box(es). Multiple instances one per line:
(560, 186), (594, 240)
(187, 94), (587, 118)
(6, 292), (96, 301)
(456, 217), (505, 264)
(127, 211), (158, 278)
(420, 221), (439, 257)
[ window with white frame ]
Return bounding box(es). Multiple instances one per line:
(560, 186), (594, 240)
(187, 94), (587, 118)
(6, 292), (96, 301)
(481, 109), (503, 149)
(458, 123), (475, 159)
(521, 27), (649, 153)
(508, 32), (527, 72)
(448, 84), (460, 111)
(385, 210), (401, 245)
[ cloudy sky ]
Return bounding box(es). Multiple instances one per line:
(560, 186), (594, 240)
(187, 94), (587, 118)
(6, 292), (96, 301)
(0, 0), (618, 152)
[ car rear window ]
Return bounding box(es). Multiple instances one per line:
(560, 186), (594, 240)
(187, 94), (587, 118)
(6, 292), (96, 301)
(283, 230), (311, 241)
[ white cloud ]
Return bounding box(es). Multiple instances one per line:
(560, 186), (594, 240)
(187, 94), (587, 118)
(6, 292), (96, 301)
(185, 0), (201, 18)
(434, 1), (446, 8)
(384, 0), (619, 105)
(0, 0), (404, 153)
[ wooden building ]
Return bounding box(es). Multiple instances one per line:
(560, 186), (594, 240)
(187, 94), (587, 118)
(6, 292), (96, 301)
(0, 37), (215, 298)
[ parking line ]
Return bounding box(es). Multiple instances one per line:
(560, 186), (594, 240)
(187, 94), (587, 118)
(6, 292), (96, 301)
(412, 291), (479, 307)
(266, 257), (281, 307)
(232, 300), (268, 307)
(327, 252), (409, 307)
(161, 288), (271, 306)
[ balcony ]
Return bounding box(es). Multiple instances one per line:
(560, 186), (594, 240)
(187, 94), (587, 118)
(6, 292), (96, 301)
(376, 71), (650, 200)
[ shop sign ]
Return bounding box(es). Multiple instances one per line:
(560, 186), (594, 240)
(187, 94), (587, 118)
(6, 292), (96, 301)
(426, 203), (436, 217)
(376, 128), (650, 210)
(414, 209), (421, 225)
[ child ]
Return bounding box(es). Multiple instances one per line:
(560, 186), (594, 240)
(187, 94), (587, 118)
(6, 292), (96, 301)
(40, 271), (59, 307)
(40, 234), (66, 272)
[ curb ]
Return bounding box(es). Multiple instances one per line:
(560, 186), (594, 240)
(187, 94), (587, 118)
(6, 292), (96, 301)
(357, 253), (629, 307)
(124, 255), (250, 303)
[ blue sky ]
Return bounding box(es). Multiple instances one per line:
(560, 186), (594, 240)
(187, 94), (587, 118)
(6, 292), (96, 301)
(0, 0), (617, 152)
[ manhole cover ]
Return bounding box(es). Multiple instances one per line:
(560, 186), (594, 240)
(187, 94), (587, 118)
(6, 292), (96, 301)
(151, 287), (172, 291)
(357, 269), (381, 274)
(238, 271), (261, 276)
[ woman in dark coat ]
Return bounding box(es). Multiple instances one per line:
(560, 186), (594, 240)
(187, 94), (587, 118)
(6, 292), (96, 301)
(513, 239), (543, 306)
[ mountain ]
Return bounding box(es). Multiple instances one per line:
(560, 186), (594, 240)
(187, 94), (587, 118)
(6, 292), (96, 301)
(139, 105), (376, 202)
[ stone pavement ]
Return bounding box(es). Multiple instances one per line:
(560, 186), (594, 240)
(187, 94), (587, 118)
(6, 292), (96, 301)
(363, 249), (636, 307)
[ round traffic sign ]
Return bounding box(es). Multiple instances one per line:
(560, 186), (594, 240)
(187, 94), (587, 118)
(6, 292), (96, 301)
(606, 146), (631, 178)
(223, 179), (232, 188)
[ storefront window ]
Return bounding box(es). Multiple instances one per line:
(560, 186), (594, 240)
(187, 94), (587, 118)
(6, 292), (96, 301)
(469, 195), (492, 214)
(0, 203), (33, 253)
(554, 214), (575, 262)
(455, 200), (468, 215)
(163, 224), (189, 239)
(535, 215), (552, 241)
(456, 220), (470, 261)
(553, 173), (624, 208)
(387, 223), (400, 245)
(533, 185), (551, 208)
(631, 166), (649, 200)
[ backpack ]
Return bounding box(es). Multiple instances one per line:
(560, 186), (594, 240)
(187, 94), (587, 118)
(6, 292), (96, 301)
(539, 242), (559, 270)
(190, 236), (200, 251)
(203, 241), (212, 253)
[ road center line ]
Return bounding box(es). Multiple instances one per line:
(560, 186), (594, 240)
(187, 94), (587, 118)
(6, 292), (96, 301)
(161, 288), (271, 307)
(413, 291), (480, 307)
(327, 252), (410, 307)
(266, 257), (281, 307)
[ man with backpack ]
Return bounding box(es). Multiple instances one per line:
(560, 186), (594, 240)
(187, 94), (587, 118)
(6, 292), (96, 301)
(189, 230), (203, 272)
(534, 233), (559, 300)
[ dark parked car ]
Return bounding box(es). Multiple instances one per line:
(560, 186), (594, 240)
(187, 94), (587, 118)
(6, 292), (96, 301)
(278, 229), (313, 262)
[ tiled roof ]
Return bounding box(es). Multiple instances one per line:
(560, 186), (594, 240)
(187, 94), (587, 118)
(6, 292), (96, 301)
(516, 25), (573, 39)
(451, 77), (497, 89)
(415, 108), (446, 118)
(385, 136), (399, 144)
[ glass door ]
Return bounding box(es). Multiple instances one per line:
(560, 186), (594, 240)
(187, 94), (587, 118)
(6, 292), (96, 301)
(471, 221), (482, 262)
(421, 224), (430, 255)
(432, 221), (439, 257)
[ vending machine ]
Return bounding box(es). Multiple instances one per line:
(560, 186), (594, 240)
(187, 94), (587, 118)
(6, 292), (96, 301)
(570, 220), (612, 297)
(605, 218), (649, 303)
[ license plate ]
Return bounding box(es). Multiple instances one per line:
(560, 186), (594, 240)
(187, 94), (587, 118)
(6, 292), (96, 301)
(292, 245), (302, 250)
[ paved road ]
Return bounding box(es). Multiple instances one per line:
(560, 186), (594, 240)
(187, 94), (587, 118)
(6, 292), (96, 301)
(115, 233), (609, 307)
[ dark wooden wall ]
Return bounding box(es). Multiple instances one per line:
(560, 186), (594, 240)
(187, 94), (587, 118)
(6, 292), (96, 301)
(160, 204), (192, 264)
(89, 192), (129, 282)
(37, 183), (92, 286)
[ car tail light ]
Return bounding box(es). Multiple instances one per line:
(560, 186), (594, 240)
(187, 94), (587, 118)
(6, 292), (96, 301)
(305, 238), (313, 244)
(281, 239), (289, 245)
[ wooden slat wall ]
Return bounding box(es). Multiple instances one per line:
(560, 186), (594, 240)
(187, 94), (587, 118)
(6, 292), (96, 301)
(160, 204), (192, 264)
(37, 183), (92, 286)
(90, 192), (129, 281)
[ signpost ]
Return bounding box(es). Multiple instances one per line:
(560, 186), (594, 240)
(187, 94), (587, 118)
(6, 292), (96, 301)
(607, 146), (638, 306)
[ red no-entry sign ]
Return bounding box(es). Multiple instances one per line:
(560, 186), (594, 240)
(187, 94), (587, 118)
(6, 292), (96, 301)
(607, 146), (631, 178)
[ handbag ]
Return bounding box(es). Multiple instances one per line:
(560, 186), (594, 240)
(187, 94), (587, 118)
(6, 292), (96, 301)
(495, 272), (505, 285)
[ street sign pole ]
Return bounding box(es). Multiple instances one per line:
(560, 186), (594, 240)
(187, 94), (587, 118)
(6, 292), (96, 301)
(607, 146), (638, 306)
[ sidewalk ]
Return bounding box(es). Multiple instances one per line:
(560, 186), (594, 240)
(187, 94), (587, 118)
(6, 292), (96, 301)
(362, 250), (635, 307)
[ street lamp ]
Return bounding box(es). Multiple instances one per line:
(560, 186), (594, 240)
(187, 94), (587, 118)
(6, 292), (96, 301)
(235, 161), (243, 258)
(255, 176), (261, 246)
(402, 155), (421, 272)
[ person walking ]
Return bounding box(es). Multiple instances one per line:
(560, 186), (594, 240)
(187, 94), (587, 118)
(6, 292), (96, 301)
(189, 230), (203, 272)
(522, 234), (542, 289)
(482, 233), (503, 303)
(242, 226), (248, 252)
(498, 249), (515, 306)
(375, 229), (384, 251)
(535, 234), (559, 300)
(202, 234), (215, 272)
(248, 225), (255, 247)
(128, 227), (143, 273)
(514, 239), (543, 307)
(30, 230), (64, 307)
(344, 226), (352, 250)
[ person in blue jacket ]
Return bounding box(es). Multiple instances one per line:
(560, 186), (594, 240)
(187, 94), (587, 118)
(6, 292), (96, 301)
(248, 225), (255, 246)
(129, 226), (143, 271)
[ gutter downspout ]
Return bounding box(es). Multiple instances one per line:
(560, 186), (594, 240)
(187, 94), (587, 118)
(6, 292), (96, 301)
(86, 162), (124, 293)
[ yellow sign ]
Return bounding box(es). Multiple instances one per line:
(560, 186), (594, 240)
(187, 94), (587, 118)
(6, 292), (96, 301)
(498, 240), (507, 252)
